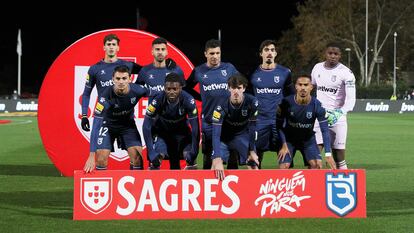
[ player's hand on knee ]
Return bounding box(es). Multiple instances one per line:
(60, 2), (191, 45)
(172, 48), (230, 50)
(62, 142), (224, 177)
(81, 115), (90, 131)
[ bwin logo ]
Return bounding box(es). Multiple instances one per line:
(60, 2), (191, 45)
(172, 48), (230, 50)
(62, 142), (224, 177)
(326, 173), (357, 217)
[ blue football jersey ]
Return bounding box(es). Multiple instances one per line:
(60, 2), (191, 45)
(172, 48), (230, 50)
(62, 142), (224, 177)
(277, 95), (326, 140)
(186, 62), (238, 124)
(82, 59), (134, 115)
(145, 91), (198, 134)
(94, 83), (149, 125)
(249, 64), (294, 122)
(136, 64), (184, 102)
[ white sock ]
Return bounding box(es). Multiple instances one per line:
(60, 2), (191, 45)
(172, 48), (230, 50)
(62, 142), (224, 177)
(337, 160), (348, 169)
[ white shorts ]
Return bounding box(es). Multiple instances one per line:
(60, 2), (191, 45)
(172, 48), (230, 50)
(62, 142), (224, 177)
(314, 115), (348, 150)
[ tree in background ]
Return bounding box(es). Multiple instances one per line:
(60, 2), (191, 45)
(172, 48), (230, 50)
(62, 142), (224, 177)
(278, 0), (414, 87)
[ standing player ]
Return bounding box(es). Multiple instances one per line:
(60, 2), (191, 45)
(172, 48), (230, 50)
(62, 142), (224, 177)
(311, 42), (356, 169)
(249, 39), (294, 168)
(211, 74), (259, 180)
(81, 34), (176, 171)
(143, 73), (200, 170)
(136, 37), (184, 102)
(83, 65), (150, 172)
(276, 75), (336, 169)
(185, 39), (239, 170)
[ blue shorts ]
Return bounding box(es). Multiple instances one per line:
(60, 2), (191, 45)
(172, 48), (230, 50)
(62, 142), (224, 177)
(153, 134), (191, 160)
(220, 133), (249, 165)
(255, 121), (279, 152)
(279, 135), (321, 164)
(96, 120), (142, 150)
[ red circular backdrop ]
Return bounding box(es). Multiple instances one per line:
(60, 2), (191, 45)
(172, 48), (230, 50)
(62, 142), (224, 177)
(38, 29), (195, 176)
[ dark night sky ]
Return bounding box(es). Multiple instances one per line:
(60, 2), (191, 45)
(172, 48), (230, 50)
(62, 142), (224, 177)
(1, 2), (301, 96)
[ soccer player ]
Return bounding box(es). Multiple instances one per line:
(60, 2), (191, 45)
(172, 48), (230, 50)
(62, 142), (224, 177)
(249, 39), (294, 168)
(311, 42), (356, 169)
(136, 37), (184, 102)
(81, 34), (176, 171)
(276, 75), (336, 169)
(143, 73), (200, 170)
(211, 74), (259, 180)
(83, 65), (149, 172)
(185, 39), (239, 170)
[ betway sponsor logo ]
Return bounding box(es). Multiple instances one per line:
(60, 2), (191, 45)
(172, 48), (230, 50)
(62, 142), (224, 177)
(365, 102), (389, 112)
(149, 85), (164, 92)
(116, 175), (240, 216)
(317, 86), (338, 94)
(401, 103), (414, 112)
(287, 120), (312, 129)
(256, 88), (281, 94)
(100, 80), (114, 87)
(16, 101), (38, 111)
(203, 83), (228, 91)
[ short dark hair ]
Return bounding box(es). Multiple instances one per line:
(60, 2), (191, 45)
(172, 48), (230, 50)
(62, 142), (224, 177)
(227, 73), (248, 88)
(294, 74), (311, 84)
(152, 37), (168, 46)
(113, 65), (131, 77)
(103, 34), (120, 45)
(205, 39), (221, 51)
(165, 72), (184, 86)
(259, 39), (277, 53)
(326, 42), (342, 51)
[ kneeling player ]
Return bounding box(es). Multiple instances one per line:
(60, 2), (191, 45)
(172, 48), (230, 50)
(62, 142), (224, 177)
(143, 73), (200, 170)
(83, 65), (149, 172)
(211, 74), (260, 180)
(276, 75), (336, 169)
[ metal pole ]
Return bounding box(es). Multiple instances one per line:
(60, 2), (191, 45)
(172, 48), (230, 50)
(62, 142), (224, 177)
(365, 0), (368, 86)
(393, 32), (397, 97)
(345, 48), (351, 67)
(377, 62), (379, 85)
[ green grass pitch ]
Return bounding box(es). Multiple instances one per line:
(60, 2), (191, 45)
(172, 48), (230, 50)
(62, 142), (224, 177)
(0, 113), (413, 232)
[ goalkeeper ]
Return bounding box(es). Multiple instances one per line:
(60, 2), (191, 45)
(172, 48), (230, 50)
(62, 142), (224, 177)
(311, 42), (356, 169)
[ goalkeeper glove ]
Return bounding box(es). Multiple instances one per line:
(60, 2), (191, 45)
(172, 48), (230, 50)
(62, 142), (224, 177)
(326, 109), (343, 127)
(81, 115), (90, 131)
(165, 58), (176, 70)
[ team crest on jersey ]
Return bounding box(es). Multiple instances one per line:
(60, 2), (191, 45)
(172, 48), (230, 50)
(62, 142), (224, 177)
(95, 103), (104, 114)
(97, 137), (103, 145)
(212, 110), (221, 121)
(221, 70), (227, 76)
(149, 74), (154, 79)
(306, 112), (313, 119)
(81, 178), (112, 214)
(274, 76), (280, 83)
(257, 77), (262, 82)
(203, 74), (208, 79)
(326, 173), (357, 217)
(290, 111), (294, 116)
(100, 97), (105, 103)
(242, 109), (248, 116)
(100, 70), (106, 75)
(131, 97), (136, 104)
(331, 75), (337, 82)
